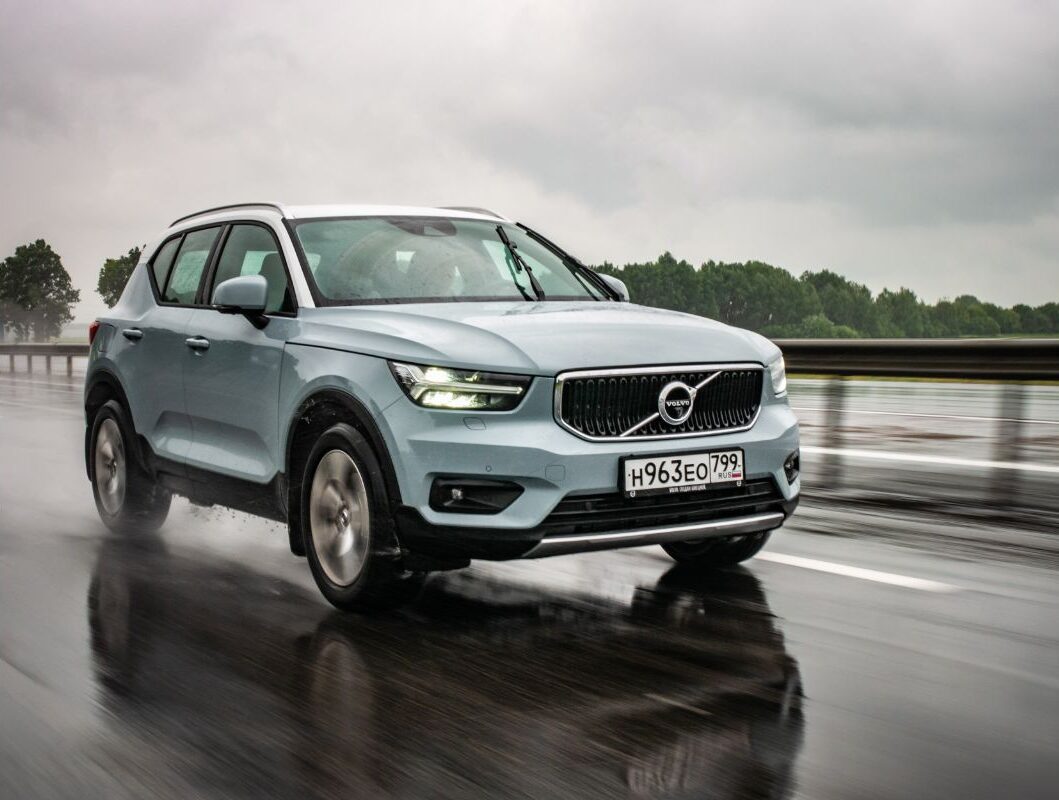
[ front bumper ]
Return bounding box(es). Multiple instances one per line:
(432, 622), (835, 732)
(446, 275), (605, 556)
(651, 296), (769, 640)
(396, 492), (799, 561)
(379, 377), (800, 560)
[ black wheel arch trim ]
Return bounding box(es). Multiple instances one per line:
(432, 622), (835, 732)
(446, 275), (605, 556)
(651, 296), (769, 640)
(84, 369), (148, 479)
(284, 388), (404, 556)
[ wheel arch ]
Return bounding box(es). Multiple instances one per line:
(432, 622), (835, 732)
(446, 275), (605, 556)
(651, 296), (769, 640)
(284, 388), (403, 556)
(84, 369), (145, 478)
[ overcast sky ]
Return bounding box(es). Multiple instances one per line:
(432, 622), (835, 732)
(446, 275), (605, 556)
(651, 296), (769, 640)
(1, 0), (1057, 320)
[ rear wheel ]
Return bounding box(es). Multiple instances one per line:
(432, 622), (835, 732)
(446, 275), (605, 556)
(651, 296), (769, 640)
(662, 531), (772, 569)
(302, 424), (423, 611)
(90, 399), (171, 534)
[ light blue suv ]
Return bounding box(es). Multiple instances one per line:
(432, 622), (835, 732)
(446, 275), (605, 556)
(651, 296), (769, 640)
(85, 203), (799, 610)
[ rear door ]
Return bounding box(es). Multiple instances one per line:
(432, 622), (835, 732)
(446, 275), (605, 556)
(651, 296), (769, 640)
(182, 222), (298, 484)
(119, 226), (222, 469)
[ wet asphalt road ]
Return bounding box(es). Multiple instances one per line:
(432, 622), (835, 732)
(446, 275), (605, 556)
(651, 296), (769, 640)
(1, 369), (1058, 799)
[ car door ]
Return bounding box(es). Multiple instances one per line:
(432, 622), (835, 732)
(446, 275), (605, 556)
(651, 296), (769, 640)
(119, 226), (222, 469)
(182, 222), (298, 484)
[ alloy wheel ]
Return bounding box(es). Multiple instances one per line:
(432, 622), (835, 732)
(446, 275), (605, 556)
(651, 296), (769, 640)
(309, 450), (371, 587)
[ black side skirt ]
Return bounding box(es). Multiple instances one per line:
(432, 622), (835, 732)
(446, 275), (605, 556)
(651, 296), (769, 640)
(142, 438), (288, 524)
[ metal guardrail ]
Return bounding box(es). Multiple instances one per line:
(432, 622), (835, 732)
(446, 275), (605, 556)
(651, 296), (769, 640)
(1, 338), (1058, 379)
(0, 342), (88, 375)
(775, 338), (1059, 381)
(761, 339), (1058, 508)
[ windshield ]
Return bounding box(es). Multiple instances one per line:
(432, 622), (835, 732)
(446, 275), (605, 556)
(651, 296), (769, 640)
(291, 217), (605, 304)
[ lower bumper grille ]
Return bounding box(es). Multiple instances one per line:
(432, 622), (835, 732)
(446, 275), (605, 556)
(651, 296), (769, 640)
(539, 478), (786, 538)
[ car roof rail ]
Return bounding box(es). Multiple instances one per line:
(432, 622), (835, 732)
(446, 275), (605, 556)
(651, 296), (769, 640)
(439, 206), (505, 219)
(170, 202), (287, 227)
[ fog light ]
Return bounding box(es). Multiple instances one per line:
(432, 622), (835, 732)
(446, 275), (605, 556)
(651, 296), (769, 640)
(784, 450), (800, 483)
(429, 478), (524, 514)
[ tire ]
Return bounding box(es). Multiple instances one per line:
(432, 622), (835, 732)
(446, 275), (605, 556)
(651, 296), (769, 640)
(301, 423), (423, 611)
(662, 530), (772, 569)
(90, 399), (171, 534)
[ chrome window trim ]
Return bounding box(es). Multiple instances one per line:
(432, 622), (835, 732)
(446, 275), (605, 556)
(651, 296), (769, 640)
(553, 362), (766, 442)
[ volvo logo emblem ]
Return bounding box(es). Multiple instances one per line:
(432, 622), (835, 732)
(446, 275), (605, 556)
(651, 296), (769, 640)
(657, 380), (697, 426)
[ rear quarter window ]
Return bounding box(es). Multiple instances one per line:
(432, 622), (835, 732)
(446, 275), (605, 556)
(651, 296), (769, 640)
(150, 237), (181, 294)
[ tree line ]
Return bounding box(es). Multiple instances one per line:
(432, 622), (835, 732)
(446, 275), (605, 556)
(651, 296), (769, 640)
(0, 241), (138, 341)
(0, 239), (1056, 340)
(596, 253), (1059, 338)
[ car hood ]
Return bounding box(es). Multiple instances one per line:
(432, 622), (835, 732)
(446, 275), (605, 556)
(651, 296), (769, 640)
(293, 302), (778, 375)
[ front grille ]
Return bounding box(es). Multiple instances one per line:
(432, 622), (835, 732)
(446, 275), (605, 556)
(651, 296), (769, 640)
(556, 366), (764, 440)
(540, 478), (783, 537)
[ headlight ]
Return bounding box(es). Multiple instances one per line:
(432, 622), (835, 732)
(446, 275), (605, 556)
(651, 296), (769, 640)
(389, 362), (530, 411)
(768, 356), (787, 397)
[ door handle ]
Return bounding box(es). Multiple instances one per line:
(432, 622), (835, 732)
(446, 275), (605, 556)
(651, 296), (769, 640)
(185, 336), (210, 352)
(122, 328), (143, 341)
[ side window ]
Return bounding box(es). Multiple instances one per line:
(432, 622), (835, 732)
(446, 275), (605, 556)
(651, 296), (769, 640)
(150, 237), (181, 295)
(163, 227), (221, 305)
(211, 224), (294, 313)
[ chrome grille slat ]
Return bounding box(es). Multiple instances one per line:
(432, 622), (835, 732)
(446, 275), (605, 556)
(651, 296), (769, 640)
(555, 363), (764, 442)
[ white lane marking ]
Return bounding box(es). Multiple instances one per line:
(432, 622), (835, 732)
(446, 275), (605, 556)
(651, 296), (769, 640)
(757, 551), (961, 593)
(792, 406), (1059, 427)
(802, 445), (1059, 475)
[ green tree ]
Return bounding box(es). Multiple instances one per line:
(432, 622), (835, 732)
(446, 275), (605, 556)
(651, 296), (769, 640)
(0, 239), (80, 341)
(1008, 303), (1059, 334)
(980, 301), (1020, 334)
(96, 246), (141, 307)
(801, 270), (879, 335)
(874, 288), (926, 337)
(593, 252), (1054, 338)
(766, 313), (859, 338)
(702, 260), (821, 333)
(1012, 304), (1046, 333)
(600, 252), (714, 317)
(1031, 302), (1059, 333)
(929, 296), (1001, 337)
(954, 295), (1002, 336)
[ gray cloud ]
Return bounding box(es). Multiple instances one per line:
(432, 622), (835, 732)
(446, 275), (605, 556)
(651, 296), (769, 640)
(1, 0), (1056, 320)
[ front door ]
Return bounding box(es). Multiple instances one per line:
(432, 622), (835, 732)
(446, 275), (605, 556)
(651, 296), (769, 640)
(182, 223), (297, 485)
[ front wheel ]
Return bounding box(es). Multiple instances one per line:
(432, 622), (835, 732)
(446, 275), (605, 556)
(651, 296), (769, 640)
(302, 424), (423, 611)
(90, 399), (171, 534)
(662, 531), (772, 569)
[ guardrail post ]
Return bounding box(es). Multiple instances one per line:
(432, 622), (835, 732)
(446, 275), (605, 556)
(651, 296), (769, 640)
(66, 355), (73, 377)
(991, 382), (1024, 508)
(27, 354), (32, 374)
(45, 354), (52, 374)
(7, 354), (12, 372)
(822, 377), (847, 489)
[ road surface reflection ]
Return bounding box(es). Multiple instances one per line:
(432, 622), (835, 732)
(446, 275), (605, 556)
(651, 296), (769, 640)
(88, 538), (804, 799)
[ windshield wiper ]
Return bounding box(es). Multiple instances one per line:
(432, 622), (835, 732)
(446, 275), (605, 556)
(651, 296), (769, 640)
(517, 224), (615, 301)
(496, 225), (545, 301)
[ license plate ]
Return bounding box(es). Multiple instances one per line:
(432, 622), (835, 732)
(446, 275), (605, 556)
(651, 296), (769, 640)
(622, 449), (744, 497)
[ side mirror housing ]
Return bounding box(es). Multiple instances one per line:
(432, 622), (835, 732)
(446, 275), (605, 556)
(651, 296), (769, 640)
(213, 275), (268, 313)
(598, 273), (630, 302)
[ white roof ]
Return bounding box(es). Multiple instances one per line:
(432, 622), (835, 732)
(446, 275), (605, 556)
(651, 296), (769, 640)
(285, 204), (508, 221)
(170, 202), (509, 228)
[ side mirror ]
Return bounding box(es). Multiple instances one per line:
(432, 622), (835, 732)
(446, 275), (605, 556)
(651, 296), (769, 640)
(598, 273), (630, 302)
(213, 275), (268, 313)
(213, 275), (269, 328)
